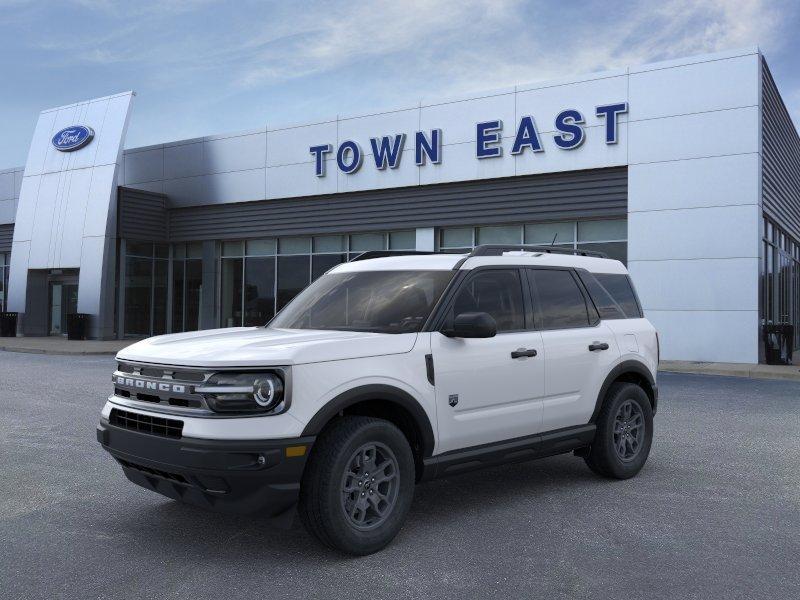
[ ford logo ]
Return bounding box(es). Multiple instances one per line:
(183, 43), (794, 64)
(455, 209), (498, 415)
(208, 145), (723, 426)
(51, 125), (94, 152)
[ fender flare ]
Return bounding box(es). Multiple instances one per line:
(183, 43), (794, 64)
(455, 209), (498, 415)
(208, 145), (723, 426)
(301, 384), (436, 457)
(590, 360), (657, 422)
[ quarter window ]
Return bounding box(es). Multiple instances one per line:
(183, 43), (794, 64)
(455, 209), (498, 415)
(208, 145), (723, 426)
(594, 273), (642, 318)
(449, 269), (525, 332)
(529, 269), (591, 329)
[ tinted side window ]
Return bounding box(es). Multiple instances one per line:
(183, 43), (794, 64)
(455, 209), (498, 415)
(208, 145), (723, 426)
(594, 273), (642, 318)
(577, 271), (626, 320)
(449, 269), (525, 332)
(530, 269), (590, 329)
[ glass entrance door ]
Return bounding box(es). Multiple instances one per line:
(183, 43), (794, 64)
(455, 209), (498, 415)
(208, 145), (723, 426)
(48, 280), (78, 336)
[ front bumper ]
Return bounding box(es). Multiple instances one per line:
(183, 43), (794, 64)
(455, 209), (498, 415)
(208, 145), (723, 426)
(97, 420), (315, 516)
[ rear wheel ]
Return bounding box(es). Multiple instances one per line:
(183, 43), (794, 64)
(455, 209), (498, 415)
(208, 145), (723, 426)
(584, 382), (653, 479)
(298, 416), (415, 555)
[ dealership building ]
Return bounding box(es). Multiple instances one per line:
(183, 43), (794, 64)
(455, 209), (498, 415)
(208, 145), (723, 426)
(0, 47), (798, 364)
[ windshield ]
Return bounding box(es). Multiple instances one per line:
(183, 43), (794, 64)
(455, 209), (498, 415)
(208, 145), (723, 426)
(269, 270), (455, 333)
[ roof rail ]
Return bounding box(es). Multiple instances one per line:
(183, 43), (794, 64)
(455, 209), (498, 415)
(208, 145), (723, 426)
(450, 244), (608, 270)
(469, 244), (608, 258)
(349, 250), (439, 262)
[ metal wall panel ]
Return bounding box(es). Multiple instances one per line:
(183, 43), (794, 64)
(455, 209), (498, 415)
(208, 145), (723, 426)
(762, 59), (800, 241)
(0, 223), (13, 252)
(118, 187), (168, 241)
(167, 167), (627, 242)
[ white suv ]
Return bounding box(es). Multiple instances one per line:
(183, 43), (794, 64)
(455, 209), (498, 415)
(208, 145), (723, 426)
(97, 245), (659, 555)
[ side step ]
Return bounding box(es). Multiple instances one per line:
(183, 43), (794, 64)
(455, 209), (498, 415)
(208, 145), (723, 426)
(421, 424), (596, 481)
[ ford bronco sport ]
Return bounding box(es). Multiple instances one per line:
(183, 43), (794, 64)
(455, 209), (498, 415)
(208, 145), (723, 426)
(97, 245), (658, 555)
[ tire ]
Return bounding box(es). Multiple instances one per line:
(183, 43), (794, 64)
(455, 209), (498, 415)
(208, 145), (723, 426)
(584, 382), (653, 479)
(298, 416), (415, 555)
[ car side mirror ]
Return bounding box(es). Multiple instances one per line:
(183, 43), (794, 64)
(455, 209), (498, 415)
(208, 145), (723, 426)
(442, 311), (497, 338)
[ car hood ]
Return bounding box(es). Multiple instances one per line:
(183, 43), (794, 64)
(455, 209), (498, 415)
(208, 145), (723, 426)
(116, 327), (418, 367)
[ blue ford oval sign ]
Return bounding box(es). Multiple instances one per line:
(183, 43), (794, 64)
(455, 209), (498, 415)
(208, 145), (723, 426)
(51, 125), (95, 152)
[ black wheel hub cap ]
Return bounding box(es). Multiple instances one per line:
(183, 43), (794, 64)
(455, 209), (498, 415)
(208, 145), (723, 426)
(613, 399), (644, 462)
(340, 442), (399, 530)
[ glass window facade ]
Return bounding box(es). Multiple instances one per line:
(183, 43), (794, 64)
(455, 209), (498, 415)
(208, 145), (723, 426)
(123, 242), (169, 337)
(0, 252), (9, 311)
(762, 217), (800, 352)
(219, 230), (415, 327)
(440, 219), (628, 264)
(120, 222), (630, 336)
(172, 242), (203, 333)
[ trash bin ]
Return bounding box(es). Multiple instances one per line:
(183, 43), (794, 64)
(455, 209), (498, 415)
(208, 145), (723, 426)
(66, 313), (89, 341)
(0, 312), (17, 337)
(763, 324), (794, 365)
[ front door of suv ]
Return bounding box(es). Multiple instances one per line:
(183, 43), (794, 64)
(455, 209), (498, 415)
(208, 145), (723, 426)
(431, 268), (545, 453)
(527, 268), (619, 431)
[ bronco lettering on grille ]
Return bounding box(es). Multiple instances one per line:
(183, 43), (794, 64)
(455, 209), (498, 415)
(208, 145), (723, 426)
(114, 376), (186, 394)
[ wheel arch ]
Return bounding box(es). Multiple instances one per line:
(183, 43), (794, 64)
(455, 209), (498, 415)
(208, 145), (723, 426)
(301, 384), (436, 479)
(591, 360), (658, 422)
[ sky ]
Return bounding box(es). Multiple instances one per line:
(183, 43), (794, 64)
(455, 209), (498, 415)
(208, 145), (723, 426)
(0, 0), (798, 167)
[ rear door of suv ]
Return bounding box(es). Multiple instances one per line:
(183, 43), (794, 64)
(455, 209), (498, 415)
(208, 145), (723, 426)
(526, 268), (620, 431)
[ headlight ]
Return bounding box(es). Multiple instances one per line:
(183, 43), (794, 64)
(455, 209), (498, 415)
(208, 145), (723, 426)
(198, 372), (286, 414)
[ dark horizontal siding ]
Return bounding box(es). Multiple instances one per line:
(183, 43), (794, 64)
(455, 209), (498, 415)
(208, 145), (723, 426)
(762, 59), (800, 241)
(0, 223), (13, 252)
(118, 187), (168, 242)
(167, 167), (627, 242)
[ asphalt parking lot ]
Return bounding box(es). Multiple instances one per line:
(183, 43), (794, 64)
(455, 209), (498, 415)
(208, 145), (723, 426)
(1, 351), (799, 600)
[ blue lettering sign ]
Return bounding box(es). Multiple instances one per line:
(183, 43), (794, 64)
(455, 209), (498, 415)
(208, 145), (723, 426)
(596, 102), (628, 144)
(309, 144), (332, 177)
(476, 120), (503, 158)
(511, 116), (543, 155)
(51, 125), (94, 152)
(309, 101), (627, 176)
(553, 110), (585, 149)
(336, 140), (363, 174)
(415, 129), (442, 166)
(370, 134), (405, 169)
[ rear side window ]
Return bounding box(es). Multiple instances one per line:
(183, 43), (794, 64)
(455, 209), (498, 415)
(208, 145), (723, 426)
(593, 273), (643, 318)
(577, 271), (626, 320)
(529, 269), (590, 329)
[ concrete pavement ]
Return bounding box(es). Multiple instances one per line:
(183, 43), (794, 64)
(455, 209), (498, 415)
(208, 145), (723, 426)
(1, 354), (798, 600)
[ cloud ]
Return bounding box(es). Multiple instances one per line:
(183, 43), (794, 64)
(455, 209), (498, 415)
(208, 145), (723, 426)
(223, 0), (792, 102)
(17, 0), (792, 94)
(231, 0), (523, 88)
(421, 0), (791, 95)
(1, 0), (797, 162)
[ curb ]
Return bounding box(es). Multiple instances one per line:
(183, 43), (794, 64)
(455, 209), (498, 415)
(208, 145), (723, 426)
(659, 365), (800, 382)
(0, 346), (119, 356)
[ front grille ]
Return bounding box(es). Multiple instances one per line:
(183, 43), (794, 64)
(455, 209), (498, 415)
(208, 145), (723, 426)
(109, 408), (183, 439)
(113, 362), (210, 412)
(138, 365), (205, 382)
(117, 458), (188, 484)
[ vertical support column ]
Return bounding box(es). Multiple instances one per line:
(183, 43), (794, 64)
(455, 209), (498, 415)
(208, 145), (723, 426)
(23, 270), (48, 336)
(117, 239), (126, 339)
(415, 227), (435, 252)
(199, 240), (217, 330)
(166, 244), (174, 334)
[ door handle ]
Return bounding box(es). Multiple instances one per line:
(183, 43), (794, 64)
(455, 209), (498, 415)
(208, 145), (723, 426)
(511, 348), (538, 359)
(588, 342), (610, 351)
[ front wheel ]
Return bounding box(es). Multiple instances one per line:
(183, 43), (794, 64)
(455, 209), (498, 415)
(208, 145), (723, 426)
(298, 416), (415, 555)
(584, 382), (653, 479)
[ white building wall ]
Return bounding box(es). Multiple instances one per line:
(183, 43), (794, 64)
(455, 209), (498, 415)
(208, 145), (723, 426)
(7, 92), (134, 338)
(626, 50), (761, 363)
